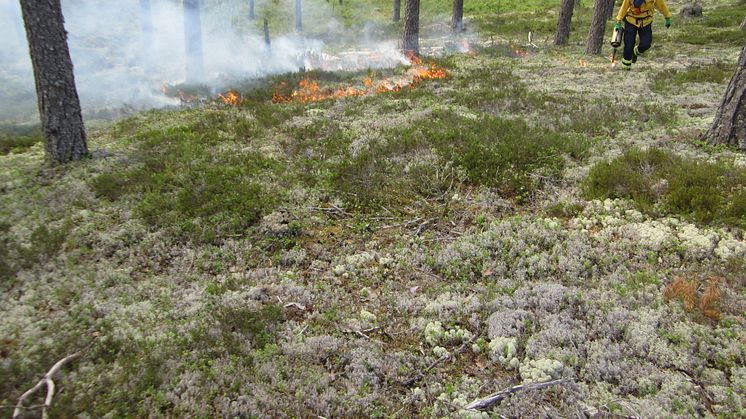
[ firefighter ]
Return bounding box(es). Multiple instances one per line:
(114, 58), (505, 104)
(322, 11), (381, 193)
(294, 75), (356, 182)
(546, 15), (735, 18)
(614, 0), (673, 69)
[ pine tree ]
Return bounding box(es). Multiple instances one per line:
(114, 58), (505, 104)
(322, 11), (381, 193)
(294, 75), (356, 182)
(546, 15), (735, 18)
(554, 0), (575, 46)
(705, 44), (746, 149)
(452, 0), (464, 33)
(585, 0), (614, 55)
(403, 0), (420, 55)
(19, 0), (88, 163)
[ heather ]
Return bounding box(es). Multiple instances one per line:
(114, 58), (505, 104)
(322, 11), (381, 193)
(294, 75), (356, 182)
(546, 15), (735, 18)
(2, 0), (746, 417)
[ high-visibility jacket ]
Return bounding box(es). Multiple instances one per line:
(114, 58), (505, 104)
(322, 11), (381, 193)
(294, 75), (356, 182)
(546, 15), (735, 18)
(616, 0), (672, 28)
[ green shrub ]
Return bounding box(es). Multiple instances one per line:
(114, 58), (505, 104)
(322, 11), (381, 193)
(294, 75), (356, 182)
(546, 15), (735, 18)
(584, 147), (746, 226)
(0, 123), (42, 155)
(331, 109), (589, 210)
(678, 28), (746, 46)
(650, 61), (735, 93)
(90, 114), (281, 243)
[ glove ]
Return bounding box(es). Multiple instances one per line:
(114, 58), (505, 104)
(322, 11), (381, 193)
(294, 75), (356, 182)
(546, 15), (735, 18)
(614, 21), (622, 30)
(665, 17), (672, 28)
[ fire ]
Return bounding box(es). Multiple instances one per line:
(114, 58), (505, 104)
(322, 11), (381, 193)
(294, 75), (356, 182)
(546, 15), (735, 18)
(578, 59), (588, 67)
(219, 90), (240, 106)
(273, 55), (447, 104)
(607, 53), (618, 69)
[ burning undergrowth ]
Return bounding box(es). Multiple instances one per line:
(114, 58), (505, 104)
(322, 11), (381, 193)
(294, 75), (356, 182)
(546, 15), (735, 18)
(272, 54), (447, 104)
(160, 49), (448, 106)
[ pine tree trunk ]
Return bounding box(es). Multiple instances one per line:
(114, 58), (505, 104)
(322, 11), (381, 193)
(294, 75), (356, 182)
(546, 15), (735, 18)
(585, 0), (608, 55)
(295, 0), (302, 32)
(183, 0), (204, 83)
(249, 0), (255, 20)
(393, 0), (401, 22)
(19, 0), (88, 163)
(403, 0), (420, 55)
(452, 0), (464, 33)
(554, 0), (575, 46)
(705, 44), (746, 150)
(605, 0), (615, 20)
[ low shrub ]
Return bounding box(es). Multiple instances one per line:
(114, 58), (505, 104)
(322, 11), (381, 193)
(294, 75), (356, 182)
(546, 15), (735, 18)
(650, 61), (735, 93)
(584, 147), (746, 226)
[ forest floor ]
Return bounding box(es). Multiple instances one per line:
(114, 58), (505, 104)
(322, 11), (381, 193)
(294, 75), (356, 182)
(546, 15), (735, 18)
(2, 0), (746, 417)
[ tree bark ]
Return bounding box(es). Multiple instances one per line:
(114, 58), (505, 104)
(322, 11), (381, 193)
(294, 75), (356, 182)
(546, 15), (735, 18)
(403, 0), (420, 55)
(249, 0), (255, 20)
(393, 0), (401, 22)
(452, 0), (464, 33)
(554, 0), (575, 46)
(19, 0), (88, 163)
(183, 0), (204, 83)
(264, 18), (271, 51)
(605, 0), (615, 20)
(295, 0), (302, 32)
(585, 0), (609, 55)
(705, 44), (746, 150)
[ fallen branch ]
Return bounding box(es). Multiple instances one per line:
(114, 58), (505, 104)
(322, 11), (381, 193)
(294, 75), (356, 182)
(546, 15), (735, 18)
(402, 335), (477, 387)
(464, 378), (569, 411)
(13, 351), (83, 419)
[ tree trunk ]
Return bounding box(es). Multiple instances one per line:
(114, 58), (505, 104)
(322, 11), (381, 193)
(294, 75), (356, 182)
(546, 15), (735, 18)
(403, 0), (420, 55)
(264, 18), (271, 51)
(140, 0), (154, 68)
(585, 0), (608, 55)
(183, 0), (204, 83)
(249, 0), (255, 20)
(393, 0), (401, 22)
(19, 0), (88, 163)
(554, 0), (575, 46)
(741, 15), (746, 31)
(705, 44), (746, 150)
(605, 0), (615, 20)
(295, 0), (302, 32)
(452, 0), (464, 33)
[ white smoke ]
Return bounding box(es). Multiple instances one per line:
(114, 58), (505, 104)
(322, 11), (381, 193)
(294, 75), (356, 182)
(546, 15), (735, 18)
(0, 0), (406, 123)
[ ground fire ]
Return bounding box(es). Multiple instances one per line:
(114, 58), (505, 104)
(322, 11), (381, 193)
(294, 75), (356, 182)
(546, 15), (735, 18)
(271, 54), (447, 104)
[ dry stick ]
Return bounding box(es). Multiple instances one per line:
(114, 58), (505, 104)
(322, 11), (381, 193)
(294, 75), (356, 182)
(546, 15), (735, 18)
(13, 351), (83, 419)
(402, 335), (476, 387)
(464, 378), (569, 411)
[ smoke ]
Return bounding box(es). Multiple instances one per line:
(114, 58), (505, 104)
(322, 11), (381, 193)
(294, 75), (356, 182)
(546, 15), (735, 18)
(0, 0), (407, 123)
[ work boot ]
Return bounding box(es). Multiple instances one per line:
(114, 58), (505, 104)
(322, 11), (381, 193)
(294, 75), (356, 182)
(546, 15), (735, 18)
(632, 46), (640, 63)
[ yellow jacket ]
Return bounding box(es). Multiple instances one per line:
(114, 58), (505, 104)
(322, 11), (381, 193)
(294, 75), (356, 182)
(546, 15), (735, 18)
(616, 0), (672, 28)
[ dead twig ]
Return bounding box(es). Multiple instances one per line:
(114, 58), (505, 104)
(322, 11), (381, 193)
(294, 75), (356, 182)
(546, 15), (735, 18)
(401, 335), (477, 387)
(14, 351), (83, 419)
(464, 378), (569, 411)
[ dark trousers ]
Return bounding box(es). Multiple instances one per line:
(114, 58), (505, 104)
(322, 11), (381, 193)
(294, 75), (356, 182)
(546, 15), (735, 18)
(623, 21), (652, 62)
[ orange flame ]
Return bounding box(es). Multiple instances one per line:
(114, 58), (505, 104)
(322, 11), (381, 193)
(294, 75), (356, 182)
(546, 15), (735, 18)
(273, 57), (447, 104)
(578, 59), (588, 67)
(219, 90), (240, 106)
(607, 53), (618, 68)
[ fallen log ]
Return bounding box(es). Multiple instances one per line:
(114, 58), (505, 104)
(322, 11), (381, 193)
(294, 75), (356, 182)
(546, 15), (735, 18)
(464, 378), (569, 411)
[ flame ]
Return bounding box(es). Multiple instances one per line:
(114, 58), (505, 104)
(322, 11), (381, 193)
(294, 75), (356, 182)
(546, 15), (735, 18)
(578, 59), (588, 67)
(219, 90), (240, 106)
(160, 84), (199, 103)
(273, 55), (447, 104)
(607, 53), (618, 69)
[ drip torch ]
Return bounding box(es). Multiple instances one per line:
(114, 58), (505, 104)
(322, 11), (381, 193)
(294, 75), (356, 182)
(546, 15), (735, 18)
(610, 25), (623, 64)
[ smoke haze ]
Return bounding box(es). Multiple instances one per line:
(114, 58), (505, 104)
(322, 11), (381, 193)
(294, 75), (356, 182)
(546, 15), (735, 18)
(0, 0), (406, 124)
